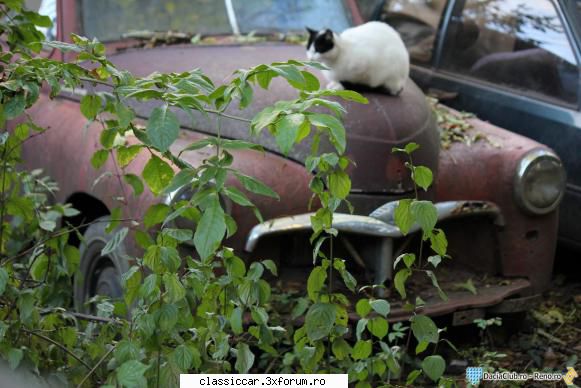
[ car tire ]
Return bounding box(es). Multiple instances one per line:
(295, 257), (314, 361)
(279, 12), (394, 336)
(74, 216), (129, 313)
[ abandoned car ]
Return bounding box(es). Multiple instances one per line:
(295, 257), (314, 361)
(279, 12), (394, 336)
(19, 0), (566, 322)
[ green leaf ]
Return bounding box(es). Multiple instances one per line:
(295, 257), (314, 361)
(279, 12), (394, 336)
(18, 293), (33, 323)
(270, 64), (305, 86)
(411, 315), (439, 344)
(394, 268), (411, 299)
(394, 199), (413, 235)
(394, 253), (415, 269)
(275, 113), (303, 155)
(163, 273), (186, 303)
(416, 340), (429, 354)
(142, 155), (174, 195)
(368, 317), (388, 339)
(301, 71), (320, 92)
(163, 168), (197, 195)
(4, 94), (25, 120)
(356, 318), (367, 341)
(309, 113), (346, 153)
(116, 360), (149, 388)
(352, 340), (372, 360)
(427, 255), (442, 268)
(230, 307), (243, 335)
(224, 186), (253, 207)
(0, 268), (9, 296)
(370, 299), (390, 317)
(144, 203), (170, 228)
(91, 149), (109, 169)
(247, 262), (264, 281)
(117, 145), (142, 168)
(234, 172), (279, 199)
(406, 370), (422, 386)
(80, 94), (102, 120)
(307, 266), (327, 301)
(7, 348), (23, 370)
(413, 166), (433, 191)
(405, 143), (420, 154)
(410, 200), (438, 237)
(124, 174), (144, 196)
(171, 345), (193, 370)
(235, 343), (255, 374)
(193, 194), (226, 260)
(430, 228), (448, 256)
(305, 303), (336, 341)
(332, 90), (369, 104)
(157, 303), (178, 332)
(356, 299), (372, 318)
(159, 229), (191, 244)
(328, 170), (351, 199)
(261, 259), (277, 276)
(102, 227), (128, 255)
(332, 338), (352, 360)
(251, 106), (279, 134)
(454, 278), (477, 295)
(122, 266), (141, 306)
(291, 298), (309, 320)
(422, 355), (446, 382)
(114, 340), (140, 365)
(426, 270), (448, 301)
(146, 104), (180, 152)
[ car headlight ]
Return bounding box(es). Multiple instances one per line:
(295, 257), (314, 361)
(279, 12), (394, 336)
(514, 149), (566, 215)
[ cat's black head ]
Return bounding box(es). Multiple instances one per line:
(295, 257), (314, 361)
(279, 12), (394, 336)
(306, 27), (334, 54)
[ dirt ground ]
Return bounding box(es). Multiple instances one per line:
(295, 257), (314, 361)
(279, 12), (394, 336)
(440, 248), (581, 387)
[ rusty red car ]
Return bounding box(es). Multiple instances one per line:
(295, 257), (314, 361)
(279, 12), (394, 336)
(20, 0), (565, 322)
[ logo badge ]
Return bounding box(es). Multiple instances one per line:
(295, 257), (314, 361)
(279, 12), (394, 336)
(564, 367), (578, 386)
(466, 367), (483, 385)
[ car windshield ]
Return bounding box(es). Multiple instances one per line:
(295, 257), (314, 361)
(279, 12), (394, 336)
(79, 0), (354, 42)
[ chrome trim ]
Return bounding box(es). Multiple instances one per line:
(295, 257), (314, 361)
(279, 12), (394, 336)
(245, 213), (401, 252)
(513, 149), (566, 215)
(370, 200), (504, 229)
(246, 200), (503, 252)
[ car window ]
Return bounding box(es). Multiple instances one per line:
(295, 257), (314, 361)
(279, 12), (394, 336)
(380, 0), (448, 65)
(440, 0), (578, 105)
(232, 0), (353, 33)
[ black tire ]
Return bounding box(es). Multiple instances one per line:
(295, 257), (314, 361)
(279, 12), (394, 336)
(74, 216), (129, 312)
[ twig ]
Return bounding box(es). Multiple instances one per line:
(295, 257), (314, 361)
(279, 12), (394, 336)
(537, 328), (566, 346)
(3, 218), (134, 264)
(205, 109), (252, 123)
(22, 328), (92, 371)
(76, 344), (116, 388)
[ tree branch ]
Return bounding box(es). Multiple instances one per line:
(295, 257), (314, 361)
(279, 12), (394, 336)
(76, 344), (116, 388)
(22, 328), (93, 371)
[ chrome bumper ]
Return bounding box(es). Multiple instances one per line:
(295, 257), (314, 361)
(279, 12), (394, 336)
(245, 200), (502, 295)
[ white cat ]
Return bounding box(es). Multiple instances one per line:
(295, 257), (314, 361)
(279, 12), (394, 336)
(306, 21), (409, 95)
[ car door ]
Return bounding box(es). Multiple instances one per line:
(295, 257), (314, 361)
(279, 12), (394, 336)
(382, 0), (581, 247)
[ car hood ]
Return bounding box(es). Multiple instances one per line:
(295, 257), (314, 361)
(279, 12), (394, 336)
(108, 43), (439, 193)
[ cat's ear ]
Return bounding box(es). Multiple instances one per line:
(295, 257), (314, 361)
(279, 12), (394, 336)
(324, 29), (334, 41)
(306, 27), (317, 35)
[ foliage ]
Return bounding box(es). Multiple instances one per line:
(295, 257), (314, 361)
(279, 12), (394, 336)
(0, 1), (458, 386)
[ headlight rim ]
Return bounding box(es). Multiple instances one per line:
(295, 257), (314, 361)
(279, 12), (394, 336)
(514, 148), (566, 216)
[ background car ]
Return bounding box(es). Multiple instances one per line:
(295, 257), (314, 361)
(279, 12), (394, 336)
(371, 0), (581, 250)
(19, 0), (565, 321)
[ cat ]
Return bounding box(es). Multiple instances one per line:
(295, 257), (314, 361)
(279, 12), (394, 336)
(306, 21), (409, 95)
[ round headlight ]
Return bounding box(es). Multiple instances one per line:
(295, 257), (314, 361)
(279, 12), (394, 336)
(514, 149), (566, 215)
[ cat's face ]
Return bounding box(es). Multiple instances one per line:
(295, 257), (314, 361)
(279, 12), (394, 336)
(306, 28), (335, 61)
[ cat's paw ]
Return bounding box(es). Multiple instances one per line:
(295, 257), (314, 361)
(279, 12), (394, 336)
(326, 81), (344, 90)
